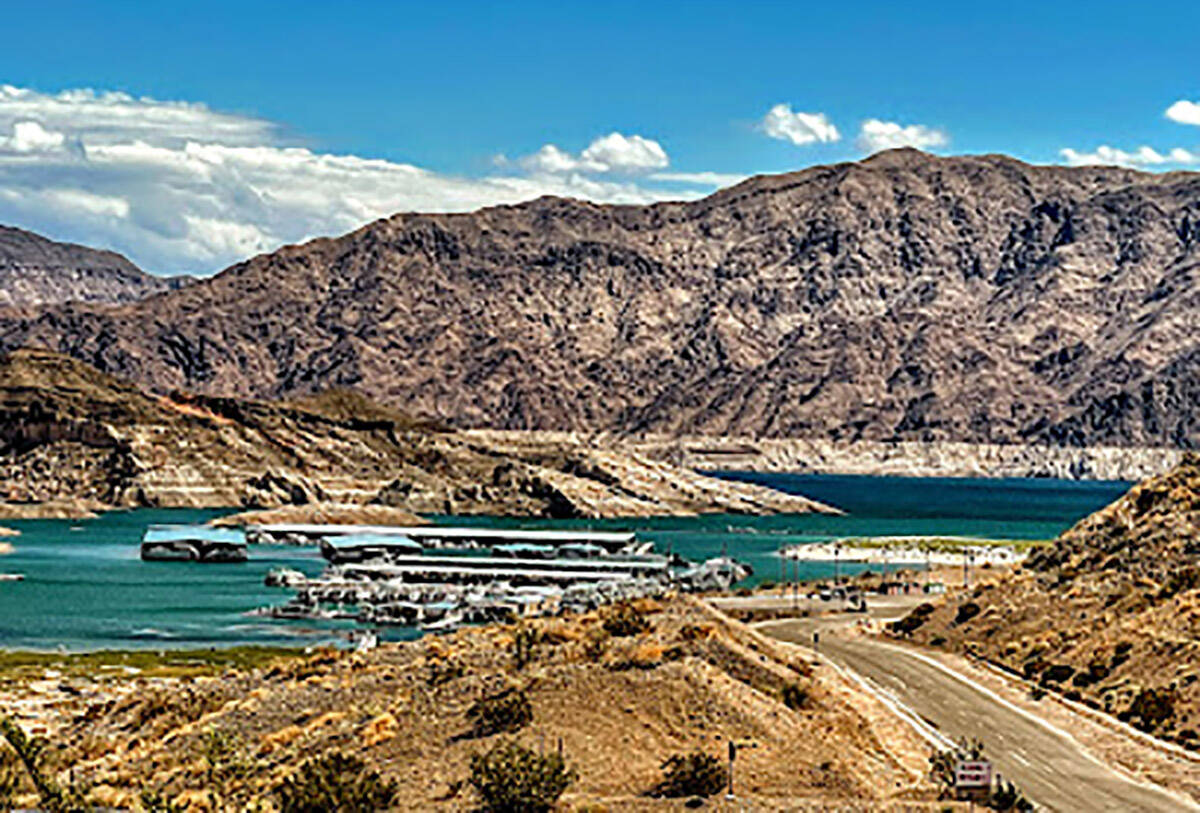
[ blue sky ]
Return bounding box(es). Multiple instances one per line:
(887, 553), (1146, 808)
(0, 0), (1197, 272)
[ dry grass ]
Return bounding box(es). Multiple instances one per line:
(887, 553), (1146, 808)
(3, 597), (941, 810)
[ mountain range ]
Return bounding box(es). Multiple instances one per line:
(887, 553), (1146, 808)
(0, 225), (188, 308)
(0, 149), (1196, 449)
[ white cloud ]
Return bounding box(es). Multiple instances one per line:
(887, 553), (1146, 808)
(0, 86), (726, 274)
(649, 171), (747, 187)
(3, 121), (66, 152)
(856, 119), (948, 153)
(580, 132), (669, 171)
(1059, 144), (1199, 168)
(760, 104), (840, 146)
(518, 132), (669, 174)
(1166, 100), (1200, 126)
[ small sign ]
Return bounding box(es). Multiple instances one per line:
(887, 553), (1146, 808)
(955, 760), (992, 788)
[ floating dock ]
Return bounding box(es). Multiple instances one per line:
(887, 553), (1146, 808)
(248, 523), (639, 553)
(141, 525), (248, 563)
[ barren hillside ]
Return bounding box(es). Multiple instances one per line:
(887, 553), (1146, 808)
(0, 348), (831, 518)
(898, 455), (1200, 747)
(1, 150), (1196, 448)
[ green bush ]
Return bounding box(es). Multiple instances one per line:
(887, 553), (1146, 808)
(602, 602), (650, 637)
(468, 740), (576, 813)
(276, 751), (398, 813)
(467, 687), (533, 737)
(650, 751), (727, 798)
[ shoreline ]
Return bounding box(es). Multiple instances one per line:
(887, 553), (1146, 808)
(782, 536), (1038, 567)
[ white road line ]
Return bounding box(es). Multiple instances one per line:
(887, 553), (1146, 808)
(867, 639), (1200, 811)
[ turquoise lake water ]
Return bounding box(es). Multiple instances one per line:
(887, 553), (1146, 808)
(0, 474), (1132, 652)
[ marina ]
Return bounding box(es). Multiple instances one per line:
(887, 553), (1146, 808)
(0, 475), (1132, 651)
(249, 525), (749, 631)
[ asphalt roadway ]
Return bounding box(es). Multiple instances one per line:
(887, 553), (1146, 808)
(760, 610), (1193, 812)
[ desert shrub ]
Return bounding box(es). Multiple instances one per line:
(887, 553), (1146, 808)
(928, 737), (984, 797)
(276, 751), (398, 813)
(1126, 687), (1176, 732)
(890, 602), (936, 636)
(138, 786), (187, 813)
(198, 728), (252, 812)
(650, 751), (727, 798)
(602, 602), (650, 637)
(581, 627), (609, 662)
(929, 636), (946, 647)
(780, 683), (810, 711)
(468, 740), (576, 813)
(511, 624), (540, 670)
(0, 715), (92, 812)
(0, 746), (19, 813)
(1158, 566), (1200, 600)
(467, 687), (533, 737)
(991, 778), (1034, 811)
(426, 657), (465, 687)
(1040, 664), (1075, 684)
(954, 601), (982, 624)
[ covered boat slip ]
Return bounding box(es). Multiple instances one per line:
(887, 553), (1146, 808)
(337, 551), (670, 586)
(140, 525), (248, 563)
(247, 523), (639, 553)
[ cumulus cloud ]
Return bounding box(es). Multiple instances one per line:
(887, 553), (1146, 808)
(1166, 100), (1200, 126)
(517, 132), (669, 174)
(760, 104), (840, 146)
(1059, 144), (1199, 168)
(856, 119), (948, 153)
(0, 86), (717, 273)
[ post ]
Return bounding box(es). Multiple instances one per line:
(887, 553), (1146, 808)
(727, 740), (736, 799)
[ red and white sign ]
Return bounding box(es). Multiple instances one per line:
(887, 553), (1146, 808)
(955, 760), (992, 788)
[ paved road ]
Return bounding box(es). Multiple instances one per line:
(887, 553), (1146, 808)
(762, 616), (1192, 812)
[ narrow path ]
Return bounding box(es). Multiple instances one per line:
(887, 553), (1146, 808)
(762, 617), (1193, 812)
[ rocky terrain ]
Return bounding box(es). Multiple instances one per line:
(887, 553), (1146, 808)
(0, 225), (188, 308)
(897, 454), (1200, 747)
(0, 597), (939, 810)
(0, 150), (1195, 452)
(0, 348), (832, 518)
(604, 433), (1184, 481)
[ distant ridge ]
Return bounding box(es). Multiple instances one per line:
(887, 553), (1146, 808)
(0, 149), (1196, 448)
(0, 225), (189, 308)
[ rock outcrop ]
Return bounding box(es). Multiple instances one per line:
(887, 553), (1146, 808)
(0, 150), (1196, 451)
(0, 225), (188, 308)
(0, 349), (833, 518)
